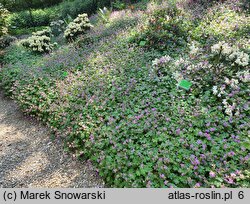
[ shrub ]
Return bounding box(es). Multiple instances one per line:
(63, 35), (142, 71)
(132, 4), (193, 52)
(112, 0), (126, 10)
(0, 0), (63, 12)
(9, 6), (60, 28)
(50, 20), (65, 36)
(191, 4), (250, 43)
(32, 28), (52, 37)
(9, 26), (48, 36)
(20, 28), (55, 53)
(64, 13), (92, 40)
(0, 3), (9, 36)
(0, 35), (16, 49)
(60, 0), (111, 19)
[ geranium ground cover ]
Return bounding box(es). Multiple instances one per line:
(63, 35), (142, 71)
(0, 0), (249, 187)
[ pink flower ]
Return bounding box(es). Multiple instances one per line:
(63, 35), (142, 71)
(230, 173), (236, 178)
(235, 170), (241, 175)
(194, 183), (201, 188)
(209, 171), (216, 178)
(225, 178), (234, 184)
(228, 151), (235, 156)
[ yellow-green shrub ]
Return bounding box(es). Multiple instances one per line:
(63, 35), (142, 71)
(64, 14), (93, 40)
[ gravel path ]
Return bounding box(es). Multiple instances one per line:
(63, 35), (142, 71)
(0, 92), (105, 188)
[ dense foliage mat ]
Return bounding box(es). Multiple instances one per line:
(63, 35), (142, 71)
(0, 0), (249, 187)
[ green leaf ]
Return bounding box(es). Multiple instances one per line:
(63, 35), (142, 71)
(62, 71), (68, 77)
(242, 142), (250, 150)
(136, 170), (141, 176)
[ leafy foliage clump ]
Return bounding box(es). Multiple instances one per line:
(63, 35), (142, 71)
(0, 35), (16, 49)
(50, 20), (65, 36)
(97, 7), (112, 24)
(191, 4), (250, 43)
(132, 4), (193, 52)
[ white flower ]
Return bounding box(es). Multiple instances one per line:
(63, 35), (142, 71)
(235, 109), (240, 116)
(219, 86), (226, 95)
(211, 41), (224, 54)
(225, 108), (232, 116)
(174, 57), (186, 66)
(189, 42), (199, 55)
(235, 52), (249, 66)
(20, 28), (54, 53)
(236, 70), (250, 82)
(172, 71), (183, 82)
(211, 42), (249, 67)
(152, 55), (171, 67)
(228, 52), (237, 60)
(225, 77), (230, 85)
(221, 42), (233, 56)
(222, 99), (228, 105)
(152, 58), (159, 67)
(230, 79), (239, 88)
(212, 86), (218, 95)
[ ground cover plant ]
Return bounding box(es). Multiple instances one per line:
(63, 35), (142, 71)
(0, 0), (249, 188)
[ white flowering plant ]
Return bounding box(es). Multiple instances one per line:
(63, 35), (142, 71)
(0, 3), (9, 37)
(32, 28), (52, 37)
(20, 28), (56, 53)
(152, 41), (249, 117)
(211, 41), (249, 67)
(175, 42), (249, 95)
(64, 13), (93, 40)
(152, 55), (172, 77)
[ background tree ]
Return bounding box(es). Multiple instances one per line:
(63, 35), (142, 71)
(0, 0), (63, 12)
